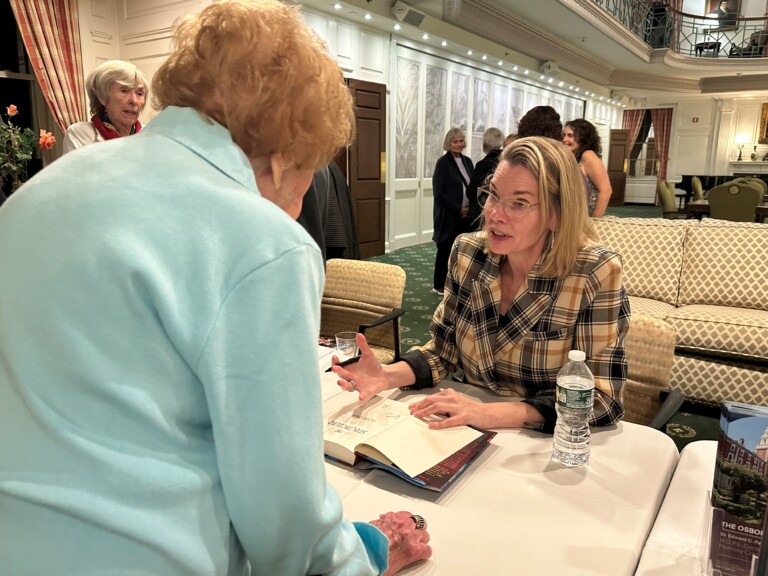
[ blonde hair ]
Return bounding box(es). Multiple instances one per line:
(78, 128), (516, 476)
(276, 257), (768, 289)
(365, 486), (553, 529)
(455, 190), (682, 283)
(152, 0), (354, 170)
(86, 60), (148, 116)
(442, 128), (465, 152)
(489, 136), (597, 278)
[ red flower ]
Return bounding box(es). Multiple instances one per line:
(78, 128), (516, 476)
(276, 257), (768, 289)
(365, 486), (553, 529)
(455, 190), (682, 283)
(38, 129), (56, 150)
(6, 104), (18, 117)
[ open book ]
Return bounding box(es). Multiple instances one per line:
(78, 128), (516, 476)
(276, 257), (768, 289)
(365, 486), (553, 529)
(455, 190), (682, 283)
(323, 393), (496, 492)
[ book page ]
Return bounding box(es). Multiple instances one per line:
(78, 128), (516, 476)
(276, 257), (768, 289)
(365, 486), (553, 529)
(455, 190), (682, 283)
(358, 416), (484, 478)
(323, 394), (411, 465)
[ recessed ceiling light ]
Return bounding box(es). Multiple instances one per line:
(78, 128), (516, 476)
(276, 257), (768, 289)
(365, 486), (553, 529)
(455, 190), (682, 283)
(481, 55), (487, 60)
(539, 75), (545, 80)
(599, 96), (604, 101)
(548, 78), (553, 83)
(467, 50), (473, 55)
(558, 81), (564, 87)
(575, 88), (580, 92)
(422, 33), (429, 40)
(393, 23), (401, 30)
(441, 40), (447, 47)
(364, 13), (372, 20)
(333, 2), (342, 9)
(523, 69), (529, 75)
(497, 60), (503, 66)
(512, 66), (518, 71)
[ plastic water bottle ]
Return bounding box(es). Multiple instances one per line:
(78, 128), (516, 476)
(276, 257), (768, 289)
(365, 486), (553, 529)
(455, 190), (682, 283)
(551, 350), (595, 467)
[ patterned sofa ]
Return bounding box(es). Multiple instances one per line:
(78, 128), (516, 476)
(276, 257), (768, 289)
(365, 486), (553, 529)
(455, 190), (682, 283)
(593, 217), (768, 407)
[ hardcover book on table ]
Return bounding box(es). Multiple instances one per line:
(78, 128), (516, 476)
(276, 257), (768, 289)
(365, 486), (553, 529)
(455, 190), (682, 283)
(322, 393), (496, 492)
(710, 401), (768, 576)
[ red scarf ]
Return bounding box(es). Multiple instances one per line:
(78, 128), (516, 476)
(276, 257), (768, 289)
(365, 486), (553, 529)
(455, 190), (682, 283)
(91, 113), (142, 141)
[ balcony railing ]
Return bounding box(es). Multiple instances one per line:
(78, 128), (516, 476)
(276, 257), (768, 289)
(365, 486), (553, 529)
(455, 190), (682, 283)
(594, 0), (768, 59)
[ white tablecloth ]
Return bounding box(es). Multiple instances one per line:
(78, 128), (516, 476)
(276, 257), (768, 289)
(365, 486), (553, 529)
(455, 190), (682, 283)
(634, 440), (717, 575)
(326, 384), (680, 576)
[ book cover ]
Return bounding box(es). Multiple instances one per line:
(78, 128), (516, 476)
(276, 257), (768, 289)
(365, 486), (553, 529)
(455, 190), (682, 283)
(710, 401), (768, 576)
(323, 393), (496, 492)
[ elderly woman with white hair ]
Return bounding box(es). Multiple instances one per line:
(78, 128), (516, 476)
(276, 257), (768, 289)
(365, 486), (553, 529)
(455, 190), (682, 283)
(63, 59), (148, 152)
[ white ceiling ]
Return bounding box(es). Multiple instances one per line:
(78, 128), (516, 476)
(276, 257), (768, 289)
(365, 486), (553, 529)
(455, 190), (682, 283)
(308, 0), (768, 101)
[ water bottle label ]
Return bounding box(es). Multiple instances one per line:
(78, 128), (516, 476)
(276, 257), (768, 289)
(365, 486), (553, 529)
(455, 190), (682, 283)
(556, 384), (594, 409)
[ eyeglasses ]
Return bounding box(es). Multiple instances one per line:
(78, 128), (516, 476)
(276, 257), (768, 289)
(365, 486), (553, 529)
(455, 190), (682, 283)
(478, 178), (540, 219)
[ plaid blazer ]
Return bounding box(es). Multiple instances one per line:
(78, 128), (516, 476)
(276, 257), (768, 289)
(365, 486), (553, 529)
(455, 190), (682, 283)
(403, 232), (629, 431)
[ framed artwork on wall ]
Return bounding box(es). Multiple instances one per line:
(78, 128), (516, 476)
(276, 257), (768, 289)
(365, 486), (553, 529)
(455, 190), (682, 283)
(706, 0), (741, 30)
(759, 103), (768, 144)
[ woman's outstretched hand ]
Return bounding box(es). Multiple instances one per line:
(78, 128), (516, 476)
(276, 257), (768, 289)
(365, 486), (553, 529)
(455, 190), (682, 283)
(331, 333), (390, 401)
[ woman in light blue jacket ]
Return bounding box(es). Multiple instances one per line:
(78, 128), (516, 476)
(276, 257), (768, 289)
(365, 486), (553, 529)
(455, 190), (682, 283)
(0, 1), (431, 574)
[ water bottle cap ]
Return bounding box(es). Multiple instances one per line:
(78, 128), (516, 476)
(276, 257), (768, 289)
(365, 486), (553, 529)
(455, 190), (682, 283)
(568, 350), (586, 362)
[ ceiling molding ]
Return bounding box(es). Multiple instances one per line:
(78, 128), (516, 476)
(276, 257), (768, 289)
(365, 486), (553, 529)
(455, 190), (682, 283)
(456, 0), (615, 84)
(702, 74), (768, 94)
(609, 70), (703, 94)
(556, 0), (653, 62)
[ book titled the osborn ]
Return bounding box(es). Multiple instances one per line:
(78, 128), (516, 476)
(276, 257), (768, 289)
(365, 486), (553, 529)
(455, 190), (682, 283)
(710, 401), (768, 576)
(322, 393), (496, 492)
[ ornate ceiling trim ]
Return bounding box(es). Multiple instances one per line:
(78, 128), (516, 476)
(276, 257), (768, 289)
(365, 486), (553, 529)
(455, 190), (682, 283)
(456, 0), (615, 84)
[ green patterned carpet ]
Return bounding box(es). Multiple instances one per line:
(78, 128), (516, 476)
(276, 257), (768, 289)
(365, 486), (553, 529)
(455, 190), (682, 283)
(366, 204), (720, 451)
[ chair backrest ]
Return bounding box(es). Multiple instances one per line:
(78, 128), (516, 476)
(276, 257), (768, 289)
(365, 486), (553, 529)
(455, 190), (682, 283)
(658, 181), (679, 218)
(750, 30), (768, 49)
(707, 182), (763, 222)
(321, 258), (406, 359)
(734, 177), (767, 197)
(691, 176), (705, 201)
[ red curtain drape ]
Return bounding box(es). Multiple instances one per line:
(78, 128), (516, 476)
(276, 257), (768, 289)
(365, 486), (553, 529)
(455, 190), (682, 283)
(622, 109), (646, 163)
(650, 108), (674, 182)
(10, 0), (86, 132)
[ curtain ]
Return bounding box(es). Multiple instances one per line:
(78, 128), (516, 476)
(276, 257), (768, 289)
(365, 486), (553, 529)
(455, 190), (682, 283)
(10, 0), (86, 133)
(622, 109), (646, 168)
(650, 108), (674, 182)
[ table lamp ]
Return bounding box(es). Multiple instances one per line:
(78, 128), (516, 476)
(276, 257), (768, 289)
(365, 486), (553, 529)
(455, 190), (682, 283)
(735, 135), (748, 161)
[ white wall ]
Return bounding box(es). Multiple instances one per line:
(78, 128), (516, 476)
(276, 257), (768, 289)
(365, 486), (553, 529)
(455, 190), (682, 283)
(75, 1), (761, 247)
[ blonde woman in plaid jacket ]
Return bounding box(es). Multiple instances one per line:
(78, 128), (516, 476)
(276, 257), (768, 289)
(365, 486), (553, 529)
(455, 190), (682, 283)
(333, 137), (629, 434)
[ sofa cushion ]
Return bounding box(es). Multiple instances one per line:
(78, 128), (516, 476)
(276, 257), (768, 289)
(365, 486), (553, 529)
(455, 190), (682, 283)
(671, 354), (768, 406)
(628, 295), (677, 320)
(678, 219), (768, 310)
(666, 304), (768, 362)
(593, 218), (692, 306)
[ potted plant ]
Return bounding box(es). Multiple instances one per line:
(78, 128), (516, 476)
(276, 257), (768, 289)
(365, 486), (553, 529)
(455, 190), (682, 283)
(0, 104), (56, 197)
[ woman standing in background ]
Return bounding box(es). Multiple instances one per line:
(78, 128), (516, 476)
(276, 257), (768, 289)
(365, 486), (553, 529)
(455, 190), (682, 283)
(563, 118), (612, 217)
(431, 127), (474, 295)
(63, 60), (147, 153)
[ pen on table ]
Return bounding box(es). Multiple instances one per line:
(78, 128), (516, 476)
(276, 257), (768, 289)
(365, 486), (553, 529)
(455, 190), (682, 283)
(326, 355), (361, 371)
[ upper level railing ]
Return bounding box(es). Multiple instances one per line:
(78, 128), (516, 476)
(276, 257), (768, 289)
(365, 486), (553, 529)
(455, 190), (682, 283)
(594, 0), (768, 59)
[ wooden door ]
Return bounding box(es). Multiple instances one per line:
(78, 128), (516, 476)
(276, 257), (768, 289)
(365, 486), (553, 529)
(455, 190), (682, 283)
(607, 129), (629, 206)
(348, 79), (386, 258)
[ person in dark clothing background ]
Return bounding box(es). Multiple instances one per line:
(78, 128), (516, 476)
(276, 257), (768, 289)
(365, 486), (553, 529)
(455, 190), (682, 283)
(297, 160), (360, 261)
(465, 127), (504, 231)
(431, 128), (473, 295)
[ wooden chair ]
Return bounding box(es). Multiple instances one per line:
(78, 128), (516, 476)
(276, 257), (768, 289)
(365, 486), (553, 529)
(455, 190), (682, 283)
(321, 259), (406, 364)
(707, 182), (763, 222)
